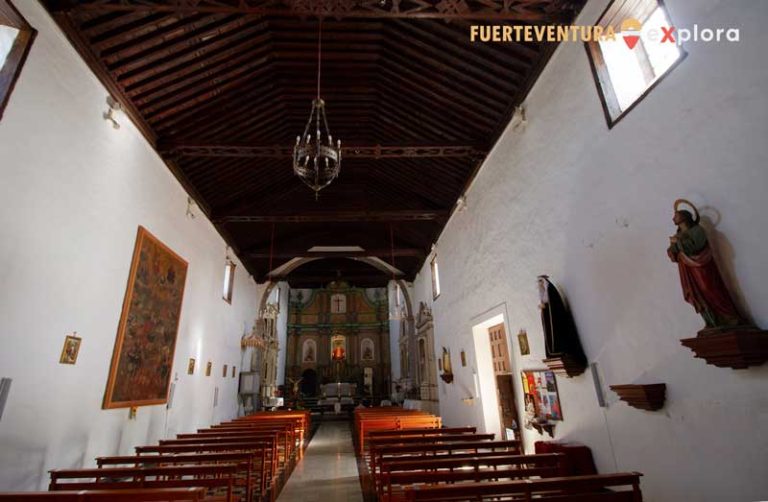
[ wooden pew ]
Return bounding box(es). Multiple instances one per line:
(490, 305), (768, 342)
(378, 453), (565, 501)
(157, 434), (281, 487)
(134, 442), (271, 499)
(0, 488), (208, 501)
(369, 439), (521, 495)
(367, 427), (476, 440)
(95, 453), (257, 502)
(48, 465), (240, 502)
(402, 472), (644, 501)
(355, 412), (441, 454)
(367, 433), (496, 490)
(190, 424), (295, 465)
(231, 411), (310, 447)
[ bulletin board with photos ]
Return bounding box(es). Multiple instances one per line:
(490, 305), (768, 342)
(521, 369), (563, 421)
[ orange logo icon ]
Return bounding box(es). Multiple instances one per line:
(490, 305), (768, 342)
(621, 18), (642, 49)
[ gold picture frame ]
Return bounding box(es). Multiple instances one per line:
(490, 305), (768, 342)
(102, 226), (188, 409)
(518, 329), (530, 356)
(59, 334), (82, 365)
(206, 361), (212, 377)
(187, 358), (196, 375)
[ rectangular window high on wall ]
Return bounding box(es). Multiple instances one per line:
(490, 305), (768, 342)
(431, 256), (441, 300)
(0, 0), (36, 120)
(222, 261), (235, 304)
(585, 0), (686, 128)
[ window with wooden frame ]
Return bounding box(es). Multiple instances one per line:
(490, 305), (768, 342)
(430, 255), (441, 300)
(222, 260), (235, 304)
(0, 0), (35, 120)
(585, 0), (685, 128)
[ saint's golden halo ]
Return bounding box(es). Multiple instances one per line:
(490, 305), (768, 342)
(674, 198), (700, 224)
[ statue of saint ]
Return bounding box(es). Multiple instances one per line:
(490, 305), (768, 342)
(667, 200), (744, 329)
(538, 276), (586, 364)
(332, 344), (345, 361)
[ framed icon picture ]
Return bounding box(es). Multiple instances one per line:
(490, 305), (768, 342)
(187, 358), (196, 375)
(59, 334), (82, 364)
(518, 329), (530, 356)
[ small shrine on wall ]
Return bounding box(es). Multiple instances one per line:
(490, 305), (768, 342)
(286, 281), (390, 397)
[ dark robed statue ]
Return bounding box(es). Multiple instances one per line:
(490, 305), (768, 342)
(538, 276), (587, 366)
(667, 200), (744, 329)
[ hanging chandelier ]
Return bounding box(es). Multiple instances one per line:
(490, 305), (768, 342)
(293, 19), (341, 199)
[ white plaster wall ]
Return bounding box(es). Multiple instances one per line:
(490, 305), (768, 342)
(0, 1), (263, 491)
(412, 0), (768, 500)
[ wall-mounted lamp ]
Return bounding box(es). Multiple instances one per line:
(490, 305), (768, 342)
(103, 96), (122, 129)
(186, 196), (197, 219)
(456, 195), (468, 212)
(512, 105), (527, 131)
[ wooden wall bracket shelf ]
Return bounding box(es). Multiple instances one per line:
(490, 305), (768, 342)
(680, 327), (768, 370)
(542, 355), (587, 377)
(530, 421), (556, 438)
(610, 384), (666, 411)
(440, 373), (454, 384)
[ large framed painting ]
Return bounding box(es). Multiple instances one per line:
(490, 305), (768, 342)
(521, 369), (563, 421)
(103, 226), (188, 409)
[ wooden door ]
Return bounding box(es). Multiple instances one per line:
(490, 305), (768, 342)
(488, 323), (520, 439)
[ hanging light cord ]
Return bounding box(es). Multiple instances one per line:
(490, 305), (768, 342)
(269, 223), (276, 273)
(390, 224), (396, 282)
(316, 18), (322, 101)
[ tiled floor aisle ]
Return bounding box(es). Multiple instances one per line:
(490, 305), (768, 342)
(277, 420), (364, 502)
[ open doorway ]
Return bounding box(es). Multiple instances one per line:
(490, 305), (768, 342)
(471, 311), (523, 444)
(488, 323), (521, 441)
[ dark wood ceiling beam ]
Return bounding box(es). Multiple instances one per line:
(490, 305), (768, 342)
(78, 10), (152, 36)
(168, 81), (283, 131)
(378, 60), (498, 129)
(118, 23), (270, 90)
(146, 60), (279, 123)
(127, 28), (272, 100)
(161, 84), (285, 138)
(106, 14), (245, 74)
(381, 28), (519, 101)
(216, 210), (450, 224)
(90, 12), (178, 51)
(248, 248), (424, 259)
(281, 275), (394, 286)
(413, 18), (539, 64)
(51, 0), (573, 22)
(366, 168), (449, 209)
(160, 143), (484, 159)
(99, 13), (215, 60)
(139, 53), (272, 115)
(374, 84), (466, 142)
(212, 172), (302, 217)
(391, 20), (534, 74)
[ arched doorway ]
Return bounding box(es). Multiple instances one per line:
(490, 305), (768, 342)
(300, 369), (318, 397)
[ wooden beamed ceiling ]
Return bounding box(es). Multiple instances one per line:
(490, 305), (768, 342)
(44, 0), (585, 288)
